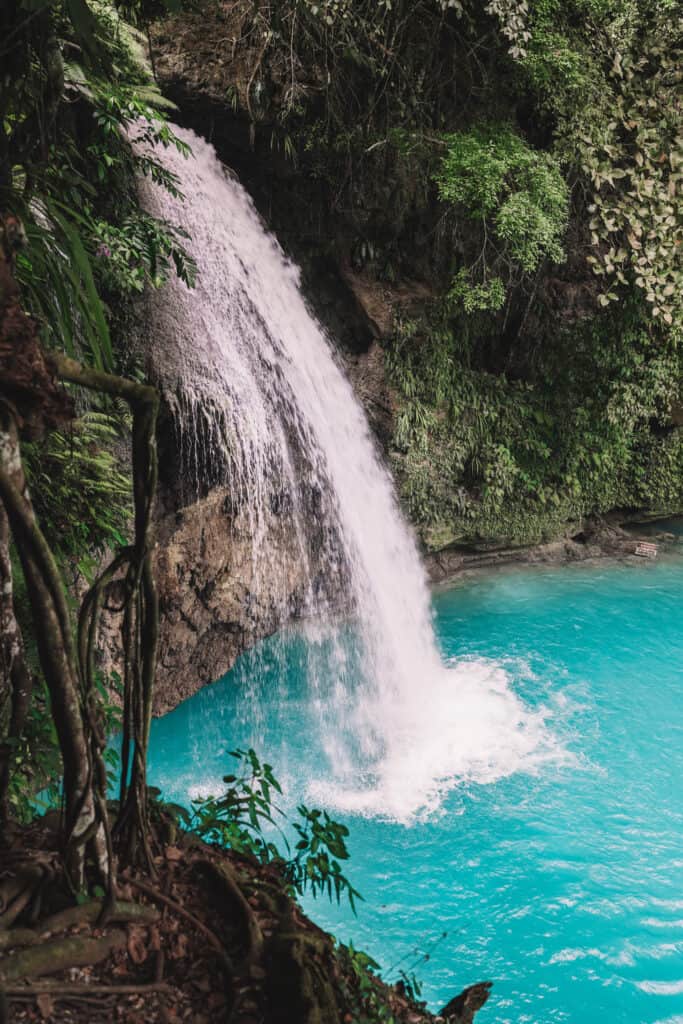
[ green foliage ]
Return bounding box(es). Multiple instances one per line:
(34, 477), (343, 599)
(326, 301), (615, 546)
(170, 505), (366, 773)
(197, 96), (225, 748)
(222, 0), (683, 542)
(191, 747), (286, 859)
(23, 411), (132, 577)
(14, 198), (114, 373)
(3, 2), (196, 369)
(50, 70), (196, 305)
(579, 27), (683, 327)
(447, 270), (506, 314)
(496, 186), (565, 272)
(93, 212), (196, 293)
(3, 0), (196, 580)
(336, 943), (400, 1024)
(387, 302), (683, 547)
(516, 2), (683, 328)
(191, 749), (362, 911)
(436, 124), (568, 298)
(397, 969), (423, 1002)
(5, 680), (61, 825)
(180, 0), (679, 339)
(86, 76), (191, 196)
(292, 805), (359, 908)
(1, 0), (199, 839)
(7, 668), (123, 823)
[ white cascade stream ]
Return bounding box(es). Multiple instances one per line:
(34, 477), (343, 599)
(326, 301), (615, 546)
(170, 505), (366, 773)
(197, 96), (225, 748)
(137, 127), (558, 821)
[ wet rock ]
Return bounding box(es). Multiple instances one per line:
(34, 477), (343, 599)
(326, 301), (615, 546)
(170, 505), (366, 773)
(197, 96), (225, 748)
(425, 514), (680, 586)
(151, 486), (319, 715)
(439, 981), (492, 1024)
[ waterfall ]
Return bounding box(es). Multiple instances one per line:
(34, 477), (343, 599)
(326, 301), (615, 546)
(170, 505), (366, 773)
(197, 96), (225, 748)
(138, 128), (557, 821)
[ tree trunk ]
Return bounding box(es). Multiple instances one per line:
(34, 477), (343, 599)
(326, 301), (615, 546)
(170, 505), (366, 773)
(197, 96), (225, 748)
(0, 218), (108, 887)
(0, 220), (161, 883)
(0, 439), (33, 827)
(0, 409), (108, 887)
(52, 354), (161, 869)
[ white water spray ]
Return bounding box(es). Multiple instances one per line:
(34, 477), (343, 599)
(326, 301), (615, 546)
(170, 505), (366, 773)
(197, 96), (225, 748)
(138, 128), (558, 821)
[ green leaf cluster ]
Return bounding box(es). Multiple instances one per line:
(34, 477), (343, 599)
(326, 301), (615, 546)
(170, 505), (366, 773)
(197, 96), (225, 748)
(3, 2), (196, 371)
(435, 124), (568, 294)
(335, 942), (401, 1024)
(191, 749), (362, 911)
(511, 1), (683, 328)
(22, 411), (133, 575)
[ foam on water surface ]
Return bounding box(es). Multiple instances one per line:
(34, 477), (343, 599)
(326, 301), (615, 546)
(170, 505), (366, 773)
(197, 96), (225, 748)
(148, 557), (683, 1022)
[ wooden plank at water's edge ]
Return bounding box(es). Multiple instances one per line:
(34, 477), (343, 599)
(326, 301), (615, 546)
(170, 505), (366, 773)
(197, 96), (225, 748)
(634, 541), (658, 558)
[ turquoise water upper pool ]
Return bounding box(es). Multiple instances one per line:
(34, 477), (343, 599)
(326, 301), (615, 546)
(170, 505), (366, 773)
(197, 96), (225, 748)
(147, 554), (683, 1023)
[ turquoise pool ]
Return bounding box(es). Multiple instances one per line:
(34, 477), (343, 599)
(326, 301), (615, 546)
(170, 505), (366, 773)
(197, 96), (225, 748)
(148, 552), (683, 1022)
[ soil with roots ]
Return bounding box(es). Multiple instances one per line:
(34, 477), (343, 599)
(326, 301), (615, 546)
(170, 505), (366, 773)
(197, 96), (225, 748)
(0, 815), (490, 1024)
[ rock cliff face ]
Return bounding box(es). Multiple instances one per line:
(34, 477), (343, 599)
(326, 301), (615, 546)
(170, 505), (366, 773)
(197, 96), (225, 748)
(152, 488), (321, 714)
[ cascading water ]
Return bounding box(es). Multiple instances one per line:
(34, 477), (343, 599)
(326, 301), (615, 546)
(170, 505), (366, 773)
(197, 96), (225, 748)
(137, 127), (559, 820)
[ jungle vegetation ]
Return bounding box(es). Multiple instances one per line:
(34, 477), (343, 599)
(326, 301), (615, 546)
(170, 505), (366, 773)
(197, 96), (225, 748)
(0, 1), (680, 1018)
(0, 0), (195, 853)
(0, 6), (386, 1018)
(170, 0), (683, 547)
(0, 0), (681, 999)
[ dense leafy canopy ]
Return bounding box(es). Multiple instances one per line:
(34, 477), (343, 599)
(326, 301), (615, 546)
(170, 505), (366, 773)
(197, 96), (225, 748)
(209, 0), (682, 544)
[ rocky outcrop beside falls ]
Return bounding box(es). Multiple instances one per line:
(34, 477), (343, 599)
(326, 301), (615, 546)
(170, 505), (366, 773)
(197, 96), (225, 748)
(151, 480), (335, 715)
(153, 490), (264, 715)
(425, 516), (679, 583)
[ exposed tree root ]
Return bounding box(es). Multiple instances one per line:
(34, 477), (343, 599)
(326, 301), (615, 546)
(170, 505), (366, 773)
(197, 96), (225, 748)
(194, 858), (263, 968)
(0, 857), (56, 930)
(0, 900), (159, 951)
(5, 981), (171, 996)
(265, 922), (340, 1024)
(0, 822), (492, 1024)
(124, 875), (234, 975)
(41, 898), (159, 934)
(0, 929), (126, 984)
(0, 928), (35, 952)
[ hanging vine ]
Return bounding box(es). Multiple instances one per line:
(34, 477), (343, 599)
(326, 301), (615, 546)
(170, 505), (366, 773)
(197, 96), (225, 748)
(0, 217), (160, 899)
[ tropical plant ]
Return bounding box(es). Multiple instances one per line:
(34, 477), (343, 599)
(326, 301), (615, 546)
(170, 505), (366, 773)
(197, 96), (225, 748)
(386, 297), (683, 548)
(435, 124), (569, 307)
(192, 748), (362, 910)
(2, 0), (196, 371)
(22, 411), (132, 577)
(336, 943), (400, 1024)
